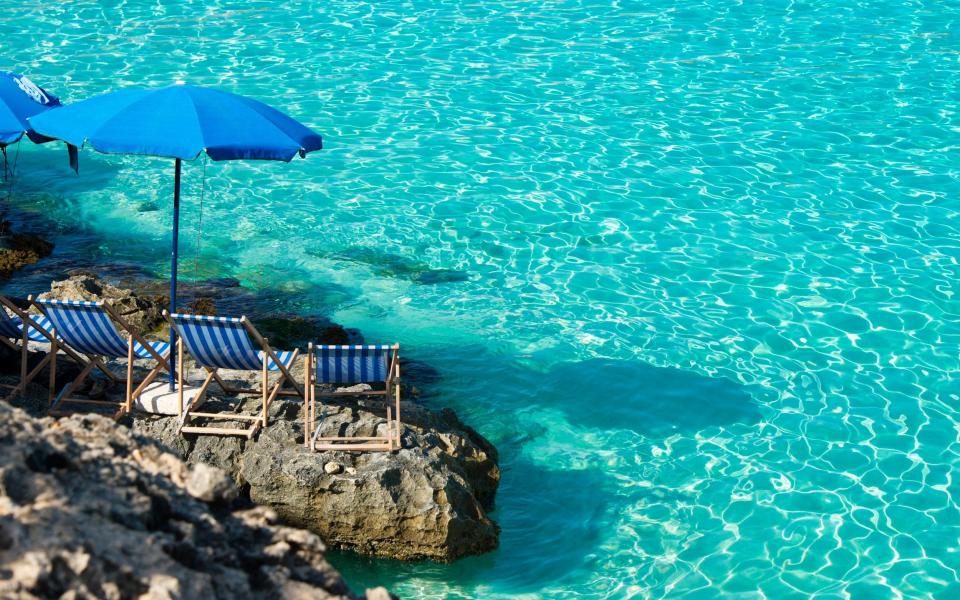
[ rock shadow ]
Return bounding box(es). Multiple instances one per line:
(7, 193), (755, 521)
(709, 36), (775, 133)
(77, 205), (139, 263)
(545, 358), (760, 437)
(329, 351), (761, 594)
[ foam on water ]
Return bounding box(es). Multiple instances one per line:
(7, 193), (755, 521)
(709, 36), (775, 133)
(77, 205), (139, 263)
(3, 1), (960, 597)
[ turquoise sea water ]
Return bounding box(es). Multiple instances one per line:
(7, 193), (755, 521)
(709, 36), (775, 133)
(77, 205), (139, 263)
(3, 1), (960, 597)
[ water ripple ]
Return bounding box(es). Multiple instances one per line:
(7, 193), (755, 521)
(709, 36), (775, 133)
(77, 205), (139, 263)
(3, 1), (960, 598)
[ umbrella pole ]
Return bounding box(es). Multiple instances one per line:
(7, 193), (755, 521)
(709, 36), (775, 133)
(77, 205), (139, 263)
(169, 158), (182, 390)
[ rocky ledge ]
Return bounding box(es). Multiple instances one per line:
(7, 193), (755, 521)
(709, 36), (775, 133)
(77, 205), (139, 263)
(0, 403), (392, 599)
(5, 274), (501, 563)
(0, 231), (54, 279)
(134, 393), (500, 562)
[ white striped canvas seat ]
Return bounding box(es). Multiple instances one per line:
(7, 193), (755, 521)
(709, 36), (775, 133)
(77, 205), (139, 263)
(313, 345), (395, 384)
(0, 308), (55, 343)
(168, 313), (296, 372)
(164, 311), (303, 440)
(31, 297), (170, 418)
(305, 342), (402, 452)
(0, 296), (75, 403)
(36, 299), (170, 360)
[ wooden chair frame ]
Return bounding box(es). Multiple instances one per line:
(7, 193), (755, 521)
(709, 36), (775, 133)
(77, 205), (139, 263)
(0, 296), (84, 402)
(304, 343), (402, 452)
(165, 313), (303, 440)
(32, 297), (170, 419)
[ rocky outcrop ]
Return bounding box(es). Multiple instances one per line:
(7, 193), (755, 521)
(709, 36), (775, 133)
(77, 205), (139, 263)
(38, 273), (166, 335)
(0, 232), (54, 278)
(10, 274), (501, 563)
(133, 390), (500, 562)
(0, 402), (392, 599)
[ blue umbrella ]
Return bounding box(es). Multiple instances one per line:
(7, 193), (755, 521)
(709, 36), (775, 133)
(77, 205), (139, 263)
(0, 71), (61, 146)
(0, 71), (63, 177)
(29, 82), (323, 386)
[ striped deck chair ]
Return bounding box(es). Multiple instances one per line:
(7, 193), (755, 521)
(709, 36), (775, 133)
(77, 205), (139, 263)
(304, 343), (401, 452)
(0, 295), (84, 401)
(164, 312), (303, 439)
(32, 298), (170, 418)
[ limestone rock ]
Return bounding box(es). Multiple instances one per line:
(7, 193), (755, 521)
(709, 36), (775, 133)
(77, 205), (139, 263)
(13, 274), (501, 564)
(338, 383), (373, 394)
(366, 588), (392, 600)
(130, 393), (501, 562)
(186, 463), (238, 503)
(38, 274), (165, 334)
(0, 404), (389, 599)
(0, 233), (54, 278)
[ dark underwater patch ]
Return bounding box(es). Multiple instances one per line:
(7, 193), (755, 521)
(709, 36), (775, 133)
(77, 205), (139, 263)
(311, 247), (471, 285)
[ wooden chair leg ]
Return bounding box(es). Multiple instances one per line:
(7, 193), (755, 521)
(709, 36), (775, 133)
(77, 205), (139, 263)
(50, 360), (97, 414)
(273, 349), (303, 399)
(177, 370), (215, 434)
(9, 352), (53, 401)
(395, 388), (402, 449)
(212, 371), (238, 393)
(195, 371), (216, 407)
(262, 354), (268, 428)
(129, 366), (163, 400)
(177, 339), (184, 419)
(386, 405), (393, 450)
(391, 350), (402, 450)
(124, 338), (134, 415)
(303, 354), (311, 448)
(20, 322), (28, 390)
(48, 339), (57, 407)
(192, 371), (216, 410)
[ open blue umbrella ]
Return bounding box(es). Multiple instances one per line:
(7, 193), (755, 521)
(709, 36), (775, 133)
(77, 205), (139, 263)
(0, 71), (61, 146)
(0, 71), (63, 176)
(29, 82), (323, 386)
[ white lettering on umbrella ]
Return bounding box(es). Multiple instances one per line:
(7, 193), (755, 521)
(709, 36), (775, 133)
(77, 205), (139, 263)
(14, 75), (50, 105)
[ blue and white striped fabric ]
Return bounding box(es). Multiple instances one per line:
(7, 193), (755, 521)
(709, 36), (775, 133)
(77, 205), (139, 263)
(0, 308), (54, 343)
(36, 299), (169, 359)
(170, 313), (295, 372)
(314, 345), (394, 384)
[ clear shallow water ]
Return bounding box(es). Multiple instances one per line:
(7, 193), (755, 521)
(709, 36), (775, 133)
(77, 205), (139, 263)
(3, 1), (960, 597)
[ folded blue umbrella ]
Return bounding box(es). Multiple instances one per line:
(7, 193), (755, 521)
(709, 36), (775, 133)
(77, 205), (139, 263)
(29, 82), (323, 388)
(0, 71), (61, 146)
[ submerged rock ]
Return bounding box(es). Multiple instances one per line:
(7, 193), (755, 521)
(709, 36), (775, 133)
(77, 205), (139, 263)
(256, 315), (356, 348)
(0, 403), (392, 599)
(310, 246), (472, 285)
